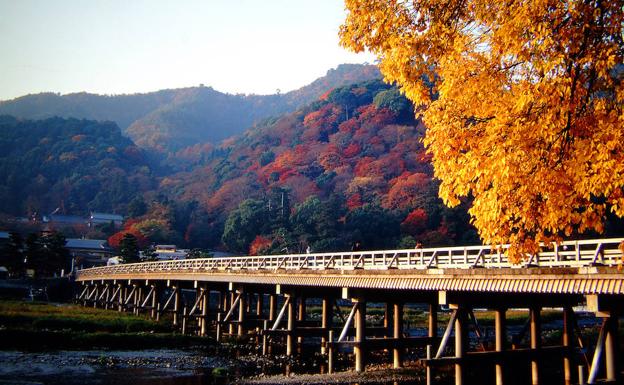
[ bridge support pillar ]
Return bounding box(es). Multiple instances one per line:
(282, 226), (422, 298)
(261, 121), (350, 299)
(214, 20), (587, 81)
(604, 312), (619, 382)
(454, 307), (467, 385)
(229, 292), (236, 335)
(135, 285), (143, 315)
(563, 306), (574, 385)
(150, 285), (158, 319)
(530, 306), (541, 385)
(173, 285), (180, 327)
(201, 286), (209, 336)
(429, 299), (438, 339)
(117, 283), (124, 312)
(495, 307), (506, 385)
(256, 293), (264, 318)
(297, 297), (306, 350)
(269, 294), (277, 322)
(393, 302), (403, 369)
(93, 284), (99, 309)
(122, 285), (128, 312)
(321, 297), (333, 355)
(107, 283), (115, 310)
(130, 284), (138, 315)
(354, 298), (366, 373)
(101, 283), (109, 309)
(286, 293), (295, 356)
(238, 287), (246, 337)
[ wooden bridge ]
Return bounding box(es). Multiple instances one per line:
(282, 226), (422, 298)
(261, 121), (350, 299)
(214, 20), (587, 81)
(75, 237), (624, 385)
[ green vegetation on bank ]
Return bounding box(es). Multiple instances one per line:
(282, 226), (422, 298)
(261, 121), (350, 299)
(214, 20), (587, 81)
(0, 301), (207, 350)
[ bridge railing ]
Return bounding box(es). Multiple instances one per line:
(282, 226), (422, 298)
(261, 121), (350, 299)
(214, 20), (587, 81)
(76, 238), (624, 280)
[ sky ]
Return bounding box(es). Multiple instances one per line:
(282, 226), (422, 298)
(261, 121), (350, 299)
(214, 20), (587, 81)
(0, 0), (375, 101)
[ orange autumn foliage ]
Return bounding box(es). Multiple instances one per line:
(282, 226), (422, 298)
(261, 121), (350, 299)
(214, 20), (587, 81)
(341, 0), (624, 261)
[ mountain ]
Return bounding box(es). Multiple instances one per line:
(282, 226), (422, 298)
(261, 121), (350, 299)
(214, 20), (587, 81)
(0, 91), (177, 132)
(154, 79), (478, 252)
(0, 64), (381, 152)
(0, 77), (479, 253)
(0, 116), (153, 217)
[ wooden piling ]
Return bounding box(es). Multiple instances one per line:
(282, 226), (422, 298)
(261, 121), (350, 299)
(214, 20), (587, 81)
(238, 289), (246, 337)
(563, 306), (573, 385)
(151, 285), (158, 319)
(495, 308), (506, 385)
(172, 286), (180, 326)
(93, 284), (98, 308)
(269, 294), (277, 321)
(229, 292), (236, 335)
(605, 313), (618, 382)
(426, 345), (432, 385)
(286, 294), (295, 356)
(455, 308), (466, 385)
(354, 299), (366, 373)
(429, 300), (438, 338)
(256, 293), (264, 318)
(181, 306), (187, 334)
(297, 297), (306, 349)
(328, 330), (334, 374)
(393, 302), (403, 369)
(321, 297), (332, 355)
(530, 307), (541, 385)
(216, 313), (222, 342)
(201, 287), (209, 336)
(262, 320), (269, 355)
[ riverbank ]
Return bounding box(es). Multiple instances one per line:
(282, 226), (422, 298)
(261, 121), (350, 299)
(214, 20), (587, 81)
(240, 367), (427, 385)
(0, 300), (207, 350)
(0, 300), (431, 384)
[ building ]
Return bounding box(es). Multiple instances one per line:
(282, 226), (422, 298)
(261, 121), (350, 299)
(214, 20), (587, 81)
(66, 238), (115, 269)
(88, 213), (124, 228)
(0, 231), (9, 246)
(44, 214), (86, 226)
(152, 244), (189, 260)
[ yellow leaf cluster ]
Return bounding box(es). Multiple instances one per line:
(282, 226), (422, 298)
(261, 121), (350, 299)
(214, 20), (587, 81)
(341, 0), (624, 262)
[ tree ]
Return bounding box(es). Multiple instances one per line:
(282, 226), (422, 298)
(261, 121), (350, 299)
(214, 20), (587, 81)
(119, 233), (140, 264)
(186, 248), (212, 259)
(249, 235), (272, 255)
(141, 245), (158, 262)
(23, 232), (69, 276)
(290, 195), (347, 252)
(0, 232), (24, 277)
(222, 199), (268, 253)
(345, 204), (401, 250)
(373, 88), (413, 119)
(341, 0), (624, 261)
(127, 195), (147, 217)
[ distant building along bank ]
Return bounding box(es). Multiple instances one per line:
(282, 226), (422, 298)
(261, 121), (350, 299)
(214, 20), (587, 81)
(88, 213), (124, 227)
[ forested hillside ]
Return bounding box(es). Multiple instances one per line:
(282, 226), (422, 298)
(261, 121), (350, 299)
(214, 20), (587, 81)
(0, 64), (381, 153)
(0, 116), (154, 217)
(135, 80), (479, 253)
(0, 69), (481, 254)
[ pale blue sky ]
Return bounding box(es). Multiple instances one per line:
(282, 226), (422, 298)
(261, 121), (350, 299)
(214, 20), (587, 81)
(0, 0), (374, 100)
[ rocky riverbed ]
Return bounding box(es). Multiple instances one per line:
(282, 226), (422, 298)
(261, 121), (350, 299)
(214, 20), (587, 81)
(0, 349), (431, 385)
(0, 349), (225, 385)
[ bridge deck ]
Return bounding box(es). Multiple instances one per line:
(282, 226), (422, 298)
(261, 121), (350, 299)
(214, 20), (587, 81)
(76, 238), (624, 295)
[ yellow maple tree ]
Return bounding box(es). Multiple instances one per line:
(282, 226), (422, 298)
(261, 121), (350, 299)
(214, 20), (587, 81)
(340, 0), (624, 262)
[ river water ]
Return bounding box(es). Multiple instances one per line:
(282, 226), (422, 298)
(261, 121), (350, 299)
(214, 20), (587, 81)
(0, 312), (600, 385)
(0, 350), (221, 385)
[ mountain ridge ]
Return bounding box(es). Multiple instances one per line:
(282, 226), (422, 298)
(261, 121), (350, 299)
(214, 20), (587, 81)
(0, 64), (381, 152)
